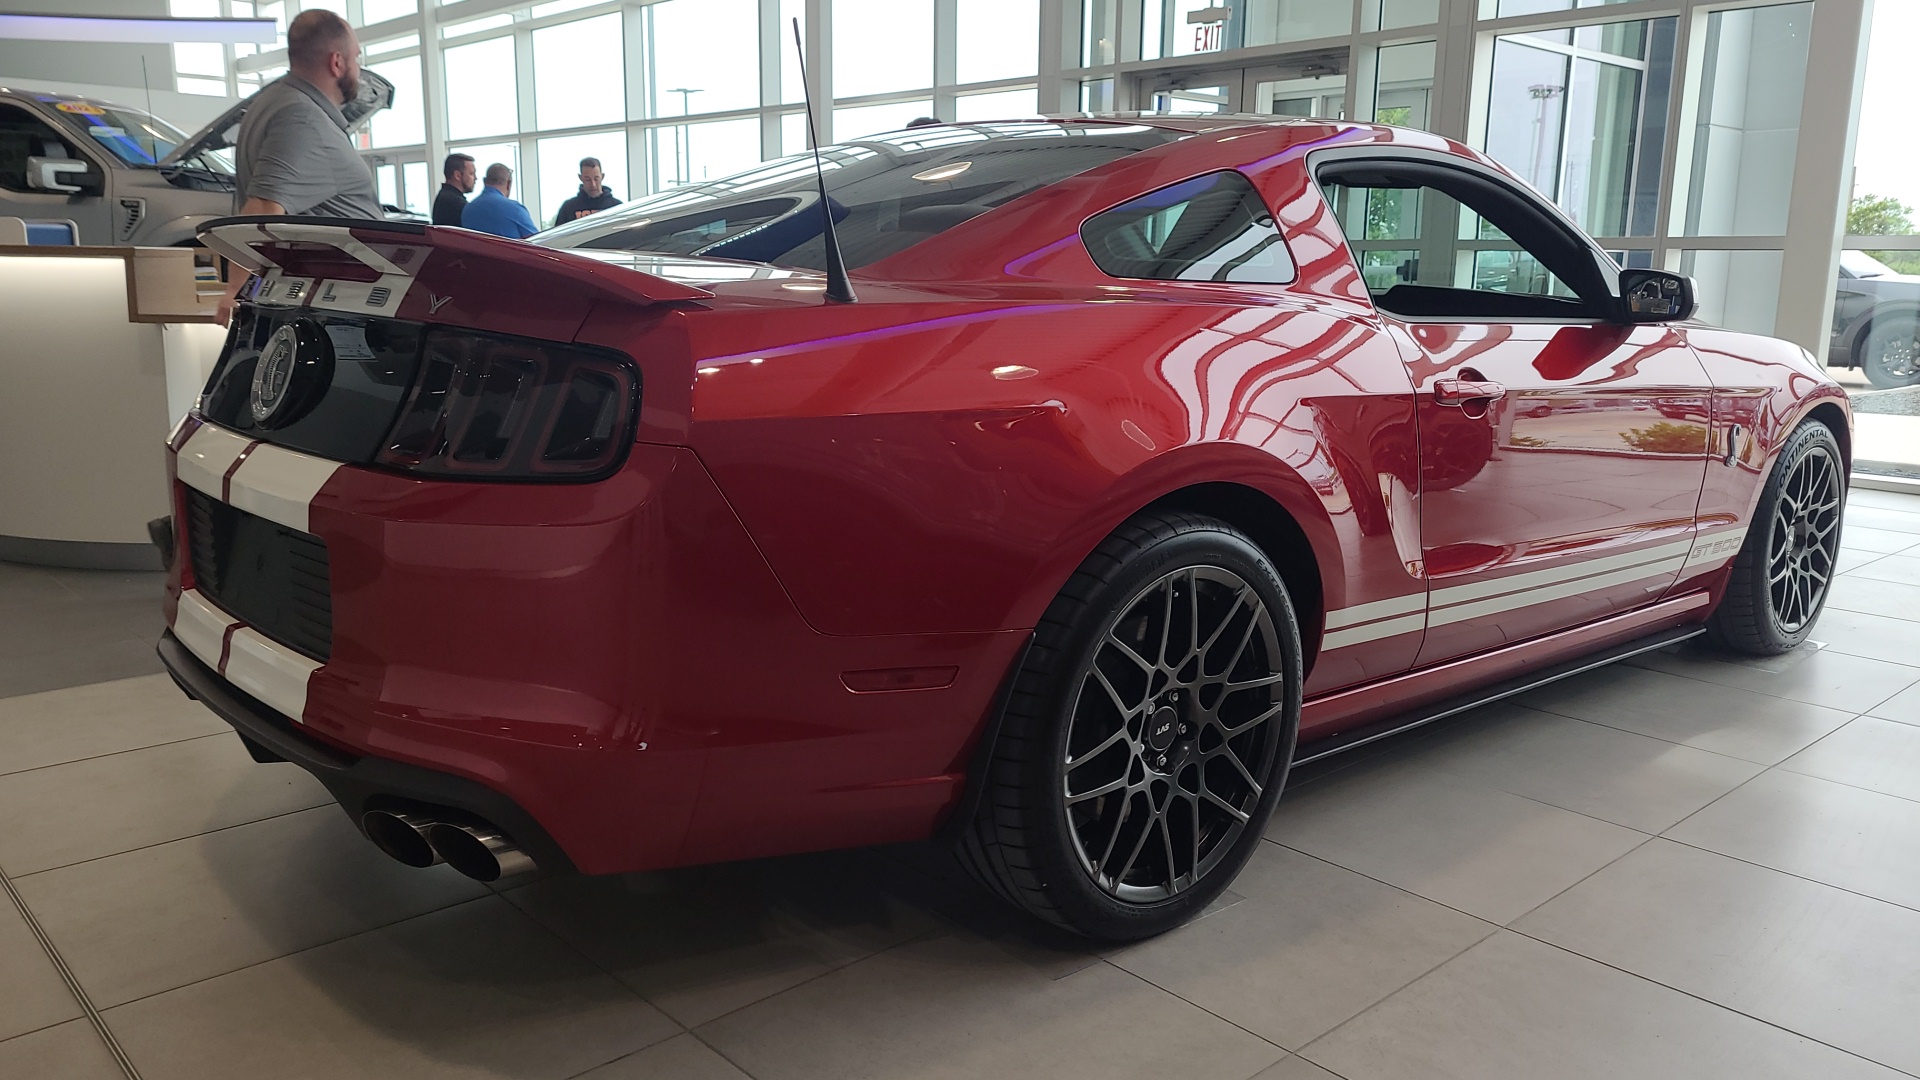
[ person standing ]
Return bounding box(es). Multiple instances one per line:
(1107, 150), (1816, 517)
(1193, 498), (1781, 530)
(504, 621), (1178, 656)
(461, 163), (539, 239)
(552, 157), (620, 227)
(232, 9), (379, 220)
(433, 152), (476, 226)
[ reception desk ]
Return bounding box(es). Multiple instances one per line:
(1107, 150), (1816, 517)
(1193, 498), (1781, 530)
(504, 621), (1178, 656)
(0, 244), (228, 570)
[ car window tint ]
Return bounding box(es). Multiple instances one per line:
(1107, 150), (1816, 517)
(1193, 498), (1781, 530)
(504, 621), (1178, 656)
(1080, 170), (1296, 284)
(541, 123), (1182, 270)
(0, 104), (97, 193)
(1320, 179), (1578, 301)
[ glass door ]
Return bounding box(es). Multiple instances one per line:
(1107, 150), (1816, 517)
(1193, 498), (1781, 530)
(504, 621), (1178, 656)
(1135, 53), (1350, 119)
(365, 152), (434, 219)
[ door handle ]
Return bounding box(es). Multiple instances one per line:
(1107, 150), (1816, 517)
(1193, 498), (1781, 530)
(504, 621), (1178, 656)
(1433, 377), (1506, 407)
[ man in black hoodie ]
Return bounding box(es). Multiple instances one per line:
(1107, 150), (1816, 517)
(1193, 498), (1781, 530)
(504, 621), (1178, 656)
(553, 157), (621, 227)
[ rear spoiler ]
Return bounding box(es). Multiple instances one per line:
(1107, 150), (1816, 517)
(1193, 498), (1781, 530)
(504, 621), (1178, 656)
(198, 217), (712, 326)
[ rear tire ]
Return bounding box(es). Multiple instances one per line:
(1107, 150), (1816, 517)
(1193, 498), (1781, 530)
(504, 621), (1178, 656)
(956, 511), (1302, 941)
(1860, 314), (1920, 389)
(1706, 420), (1844, 655)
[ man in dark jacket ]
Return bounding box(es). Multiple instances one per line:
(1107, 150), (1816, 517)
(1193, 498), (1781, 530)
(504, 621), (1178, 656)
(552, 157), (621, 227)
(433, 152), (475, 226)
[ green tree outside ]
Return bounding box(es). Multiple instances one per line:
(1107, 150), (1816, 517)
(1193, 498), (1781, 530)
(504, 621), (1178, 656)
(1848, 194), (1920, 275)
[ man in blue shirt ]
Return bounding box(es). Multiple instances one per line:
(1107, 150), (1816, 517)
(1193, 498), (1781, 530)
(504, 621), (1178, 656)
(461, 163), (538, 239)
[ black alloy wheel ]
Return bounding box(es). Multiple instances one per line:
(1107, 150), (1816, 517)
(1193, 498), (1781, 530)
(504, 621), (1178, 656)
(957, 511), (1302, 941)
(1708, 420), (1845, 654)
(1861, 314), (1920, 390)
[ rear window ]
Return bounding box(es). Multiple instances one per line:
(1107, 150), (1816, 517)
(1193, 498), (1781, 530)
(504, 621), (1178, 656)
(537, 122), (1182, 270)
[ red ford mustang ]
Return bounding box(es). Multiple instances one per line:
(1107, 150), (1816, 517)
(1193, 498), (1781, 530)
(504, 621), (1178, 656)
(161, 117), (1848, 940)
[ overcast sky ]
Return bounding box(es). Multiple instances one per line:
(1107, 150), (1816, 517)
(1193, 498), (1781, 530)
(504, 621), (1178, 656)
(1852, 1), (1920, 215)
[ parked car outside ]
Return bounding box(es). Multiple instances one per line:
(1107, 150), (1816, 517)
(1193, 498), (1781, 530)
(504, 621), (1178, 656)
(1830, 248), (1920, 388)
(0, 72), (401, 247)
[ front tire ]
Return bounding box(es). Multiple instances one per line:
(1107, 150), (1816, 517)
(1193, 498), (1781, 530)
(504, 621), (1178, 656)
(956, 511), (1302, 941)
(1707, 420), (1844, 654)
(1860, 313), (1920, 389)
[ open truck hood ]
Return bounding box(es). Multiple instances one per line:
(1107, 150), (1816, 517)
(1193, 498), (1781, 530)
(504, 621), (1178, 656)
(161, 69), (394, 169)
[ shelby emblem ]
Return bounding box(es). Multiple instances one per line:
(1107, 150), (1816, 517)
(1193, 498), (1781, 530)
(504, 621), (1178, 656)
(249, 320), (333, 429)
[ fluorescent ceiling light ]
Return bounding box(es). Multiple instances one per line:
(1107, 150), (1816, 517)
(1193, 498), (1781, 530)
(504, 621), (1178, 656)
(0, 14), (277, 45)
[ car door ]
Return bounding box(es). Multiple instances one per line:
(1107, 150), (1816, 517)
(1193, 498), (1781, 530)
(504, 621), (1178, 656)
(0, 101), (114, 243)
(1316, 153), (1712, 667)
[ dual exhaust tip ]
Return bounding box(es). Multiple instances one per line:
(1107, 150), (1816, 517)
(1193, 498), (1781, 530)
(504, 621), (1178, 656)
(362, 810), (535, 882)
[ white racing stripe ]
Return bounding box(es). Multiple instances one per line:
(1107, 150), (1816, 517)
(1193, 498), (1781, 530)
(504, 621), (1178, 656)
(227, 442), (342, 534)
(175, 423), (253, 500)
(1322, 526), (1747, 651)
(173, 588), (237, 669)
(224, 627), (322, 723)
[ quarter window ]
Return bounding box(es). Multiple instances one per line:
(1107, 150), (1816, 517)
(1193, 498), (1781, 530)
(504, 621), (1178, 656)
(1080, 170), (1296, 284)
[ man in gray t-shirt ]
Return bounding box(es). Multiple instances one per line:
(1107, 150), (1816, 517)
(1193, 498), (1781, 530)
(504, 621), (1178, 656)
(233, 9), (380, 220)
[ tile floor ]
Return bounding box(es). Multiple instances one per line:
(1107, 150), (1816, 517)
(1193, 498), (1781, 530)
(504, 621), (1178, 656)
(3, 487), (1920, 1080)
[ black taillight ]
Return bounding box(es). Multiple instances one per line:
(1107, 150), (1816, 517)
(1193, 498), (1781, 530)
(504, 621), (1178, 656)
(377, 329), (638, 480)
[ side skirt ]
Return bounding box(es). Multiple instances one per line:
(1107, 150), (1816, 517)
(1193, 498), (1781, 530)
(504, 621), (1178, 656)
(1295, 595), (1710, 765)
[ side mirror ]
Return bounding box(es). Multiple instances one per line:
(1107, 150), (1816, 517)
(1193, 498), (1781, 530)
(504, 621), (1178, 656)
(1619, 268), (1697, 323)
(26, 156), (97, 195)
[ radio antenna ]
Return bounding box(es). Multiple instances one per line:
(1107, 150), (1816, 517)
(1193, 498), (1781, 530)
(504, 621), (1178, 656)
(789, 17), (855, 304)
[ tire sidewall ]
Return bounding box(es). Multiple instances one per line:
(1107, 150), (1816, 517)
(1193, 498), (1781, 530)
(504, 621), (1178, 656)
(1017, 523), (1301, 940)
(1720, 421), (1845, 651)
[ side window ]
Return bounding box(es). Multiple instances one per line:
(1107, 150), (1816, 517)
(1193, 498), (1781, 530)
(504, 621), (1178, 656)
(1317, 160), (1609, 320)
(0, 105), (92, 194)
(1081, 170), (1296, 285)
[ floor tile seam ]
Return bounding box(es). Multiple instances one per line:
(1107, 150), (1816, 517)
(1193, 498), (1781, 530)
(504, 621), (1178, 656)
(1770, 727), (1920, 808)
(1824, 598), (1920, 625)
(1496, 926), (1920, 1079)
(1497, 831), (1659, 928)
(1406, 749), (1705, 835)
(1636, 657), (1920, 714)
(686, 926), (948, 1035)
(1265, 840), (1507, 934)
(0, 1014), (88, 1049)
(0, 729), (236, 780)
(6, 800), (338, 882)
(1653, 833), (1920, 919)
(0, 861), (143, 1080)
(1102, 957), (1292, 1059)
(1519, 704), (1799, 767)
(1651, 763), (1781, 840)
(1282, 909), (1504, 1063)
(87, 891), (517, 1015)
(487, 880), (691, 1032)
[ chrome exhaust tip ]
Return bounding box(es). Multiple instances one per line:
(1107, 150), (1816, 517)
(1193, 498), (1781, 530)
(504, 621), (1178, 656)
(362, 810), (442, 868)
(427, 822), (536, 882)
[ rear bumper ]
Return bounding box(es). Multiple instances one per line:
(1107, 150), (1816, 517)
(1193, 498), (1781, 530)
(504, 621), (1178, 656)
(156, 630), (575, 873)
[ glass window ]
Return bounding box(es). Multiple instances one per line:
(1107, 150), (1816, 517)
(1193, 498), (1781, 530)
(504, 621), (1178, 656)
(1242, 0), (1354, 49)
(1852, 2), (1920, 239)
(443, 36), (518, 141)
(833, 0), (933, 98)
(531, 0), (607, 16)
(538, 130), (629, 225)
(375, 162), (398, 207)
(402, 159), (429, 214)
(359, 0), (416, 24)
(650, 0), (758, 117)
(1081, 78), (1115, 113)
(1677, 3), (1812, 237)
(1374, 41), (1435, 131)
(1484, 17), (1674, 239)
(1251, 75), (1345, 120)
(1680, 249), (1784, 334)
(1369, 0), (1438, 30)
(954, 88), (1041, 122)
(366, 34), (419, 56)
(173, 41), (226, 80)
(1146, 85), (1228, 115)
(782, 112), (809, 156)
(0, 105), (105, 192)
(442, 13), (513, 39)
(833, 100), (934, 140)
(542, 123), (1180, 270)
(651, 117), (762, 189)
(533, 13), (625, 130)
(303, 0), (346, 15)
(365, 56), (424, 148)
(1082, 170), (1296, 284)
(957, 0), (1039, 83)
(1170, 0), (1227, 56)
(1318, 161), (1611, 318)
(453, 141), (520, 180)
(779, 0), (805, 104)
